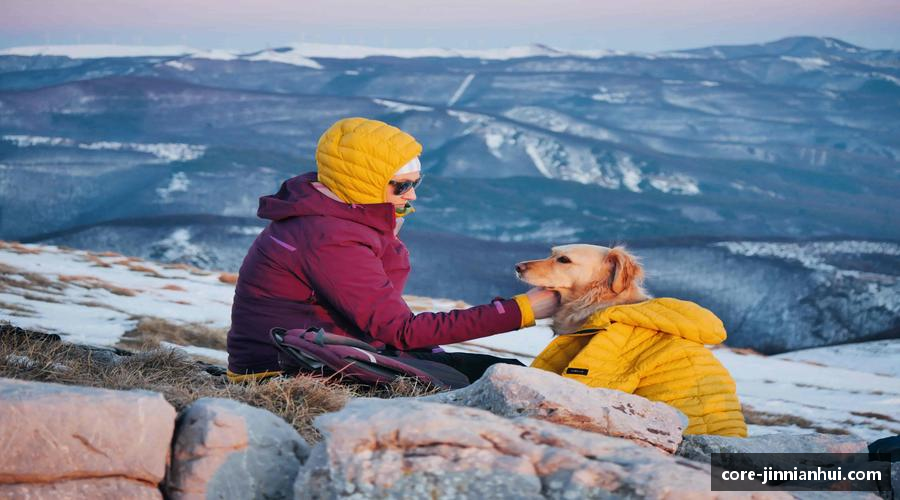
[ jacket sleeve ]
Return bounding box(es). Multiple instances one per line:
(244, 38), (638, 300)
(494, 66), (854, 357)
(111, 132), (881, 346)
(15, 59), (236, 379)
(298, 238), (525, 350)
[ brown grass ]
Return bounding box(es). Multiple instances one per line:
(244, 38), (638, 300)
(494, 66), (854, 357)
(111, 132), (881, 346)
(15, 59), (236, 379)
(83, 254), (113, 268)
(77, 301), (129, 314)
(0, 323), (440, 442)
(851, 411), (899, 424)
(126, 264), (162, 277)
(0, 263), (66, 295)
(58, 274), (138, 297)
(218, 273), (238, 285)
(743, 406), (850, 435)
(94, 251), (123, 258)
(21, 292), (63, 304)
(161, 284), (187, 292)
(112, 257), (144, 265)
(119, 317), (228, 351)
(5, 242), (42, 255)
(0, 301), (37, 317)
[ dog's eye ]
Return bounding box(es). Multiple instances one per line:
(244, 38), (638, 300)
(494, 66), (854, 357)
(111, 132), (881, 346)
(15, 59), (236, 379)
(556, 256), (572, 264)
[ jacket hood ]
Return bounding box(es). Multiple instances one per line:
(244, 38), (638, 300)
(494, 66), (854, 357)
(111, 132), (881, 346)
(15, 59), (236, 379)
(316, 117), (422, 205)
(257, 172), (396, 234)
(591, 298), (727, 345)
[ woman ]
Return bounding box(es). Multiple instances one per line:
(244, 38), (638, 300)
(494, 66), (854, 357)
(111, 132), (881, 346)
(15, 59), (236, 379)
(226, 117), (559, 382)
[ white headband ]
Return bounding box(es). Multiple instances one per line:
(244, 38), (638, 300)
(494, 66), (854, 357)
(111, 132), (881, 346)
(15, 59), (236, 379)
(394, 156), (421, 175)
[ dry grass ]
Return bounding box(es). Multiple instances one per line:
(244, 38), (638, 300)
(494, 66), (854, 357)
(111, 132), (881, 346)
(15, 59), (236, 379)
(0, 263), (66, 295)
(126, 264), (163, 277)
(1, 242), (42, 255)
(58, 274), (138, 297)
(0, 301), (36, 317)
(119, 317), (228, 351)
(112, 257), (144, 266)
(161, 284), (187, 292)
(218, 273), (238, 285)
(1, 323), (440, 442)
(743, 406), (850, 435)
(851, 411), (899, 424)
(83, 254), (113, 268)
(22, 292), (63, 304)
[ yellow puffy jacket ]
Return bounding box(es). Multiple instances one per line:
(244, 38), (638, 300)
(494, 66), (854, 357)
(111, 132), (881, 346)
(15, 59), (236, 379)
(531, 298), (747, 437)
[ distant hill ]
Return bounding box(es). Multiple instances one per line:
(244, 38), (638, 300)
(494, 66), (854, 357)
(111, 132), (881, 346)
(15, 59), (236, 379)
(0, 36), (897, 242)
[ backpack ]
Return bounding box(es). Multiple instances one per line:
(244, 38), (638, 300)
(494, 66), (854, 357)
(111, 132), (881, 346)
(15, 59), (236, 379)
(270, 327), (469, 389)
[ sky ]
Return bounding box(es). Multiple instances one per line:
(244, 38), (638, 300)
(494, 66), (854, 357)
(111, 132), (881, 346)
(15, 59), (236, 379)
(2, 0), (899, 53)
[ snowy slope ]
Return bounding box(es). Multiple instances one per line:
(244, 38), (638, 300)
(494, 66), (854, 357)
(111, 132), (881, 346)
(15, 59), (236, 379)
(1, 241), (897, 441)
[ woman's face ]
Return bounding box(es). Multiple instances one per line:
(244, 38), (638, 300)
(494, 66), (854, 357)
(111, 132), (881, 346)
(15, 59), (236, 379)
(385, 173), (421, 210)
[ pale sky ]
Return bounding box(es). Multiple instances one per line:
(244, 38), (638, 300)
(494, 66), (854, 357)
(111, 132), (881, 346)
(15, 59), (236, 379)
(3, 0), (899, 52)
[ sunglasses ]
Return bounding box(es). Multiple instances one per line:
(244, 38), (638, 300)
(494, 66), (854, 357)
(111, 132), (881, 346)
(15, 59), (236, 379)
(388, 175), (423, 196)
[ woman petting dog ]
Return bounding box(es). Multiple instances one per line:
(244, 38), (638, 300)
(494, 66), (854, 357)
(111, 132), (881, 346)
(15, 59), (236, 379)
(520, 244), (748, 437)
(228, 116), (746, 438)
(226, 117), (560, 383)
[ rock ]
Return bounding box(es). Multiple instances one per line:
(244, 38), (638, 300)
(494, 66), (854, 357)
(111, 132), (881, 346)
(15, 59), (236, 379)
(0, 477), (161, 499)
(295, 398), (786, 499)
(416, 363), (686, 453)
(677, 433), (869, 463)
(166, 397), (310, 500)
(0, 377), (174, 495)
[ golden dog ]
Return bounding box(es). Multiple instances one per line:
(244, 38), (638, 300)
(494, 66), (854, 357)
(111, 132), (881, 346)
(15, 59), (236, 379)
(517, 244), (747, 437)
(516, 244), (649, 335)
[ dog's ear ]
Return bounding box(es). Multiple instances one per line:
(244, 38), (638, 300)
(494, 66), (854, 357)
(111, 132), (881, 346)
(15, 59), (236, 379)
(605, 247), (642, 294)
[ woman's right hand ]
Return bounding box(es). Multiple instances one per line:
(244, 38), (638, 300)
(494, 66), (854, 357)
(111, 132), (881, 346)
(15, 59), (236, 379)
(525, 287), (560, 319)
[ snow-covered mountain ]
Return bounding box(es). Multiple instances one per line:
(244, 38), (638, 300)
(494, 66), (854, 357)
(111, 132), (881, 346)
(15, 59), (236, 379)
(1, 242), (897, 442)
(1, 36), (897, 242)
(0, 37), (896, 357)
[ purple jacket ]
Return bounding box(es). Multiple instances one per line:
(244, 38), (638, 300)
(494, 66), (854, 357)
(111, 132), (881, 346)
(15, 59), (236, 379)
(226, 172), (525, 374)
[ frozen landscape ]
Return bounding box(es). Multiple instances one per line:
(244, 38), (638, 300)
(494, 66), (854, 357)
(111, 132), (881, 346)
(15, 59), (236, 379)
(2, 242), (897, 442)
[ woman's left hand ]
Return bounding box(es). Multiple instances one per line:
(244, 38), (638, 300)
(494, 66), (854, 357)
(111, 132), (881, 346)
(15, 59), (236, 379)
(525, 287), (561, 319)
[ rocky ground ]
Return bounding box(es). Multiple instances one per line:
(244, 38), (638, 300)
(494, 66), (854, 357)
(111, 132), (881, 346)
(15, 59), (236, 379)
(1, 241), (898, 498)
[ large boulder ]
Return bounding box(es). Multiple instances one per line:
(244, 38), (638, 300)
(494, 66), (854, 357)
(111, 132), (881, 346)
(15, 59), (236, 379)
(166, 397), (310, 500)
(416, 364), (686, 453)
(295, 398), (786, 499)
(0, 478), (161, 499)
(0, 377), (175, 498)
(677, 433), (869, 463)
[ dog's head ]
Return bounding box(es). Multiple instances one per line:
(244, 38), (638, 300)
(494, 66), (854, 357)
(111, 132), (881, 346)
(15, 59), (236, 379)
(515, 244), (647, 306)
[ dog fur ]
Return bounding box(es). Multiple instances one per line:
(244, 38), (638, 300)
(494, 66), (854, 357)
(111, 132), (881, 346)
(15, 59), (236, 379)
(516, 244), (650, 335)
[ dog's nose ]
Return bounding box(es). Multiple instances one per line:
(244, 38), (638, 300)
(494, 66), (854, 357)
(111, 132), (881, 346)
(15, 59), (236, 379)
(515, 263), (526, 273)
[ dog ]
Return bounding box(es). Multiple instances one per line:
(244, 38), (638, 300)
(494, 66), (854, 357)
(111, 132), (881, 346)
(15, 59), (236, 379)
(515, 244), (650, 335)
(516, 244), (747, 437)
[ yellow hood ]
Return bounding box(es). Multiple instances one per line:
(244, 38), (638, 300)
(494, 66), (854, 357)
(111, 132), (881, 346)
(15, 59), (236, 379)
(588, 298), (727, 345)
(315, 117), (423, 205)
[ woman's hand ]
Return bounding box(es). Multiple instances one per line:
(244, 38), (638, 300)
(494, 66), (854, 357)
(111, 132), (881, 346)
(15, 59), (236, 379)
(525, 287), (561, 319)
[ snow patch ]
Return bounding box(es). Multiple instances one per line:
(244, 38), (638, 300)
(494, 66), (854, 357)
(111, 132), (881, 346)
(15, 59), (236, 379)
(448, 73), (475, 106)
(648, 173), (700, 195)
(163, 60), (195, 71)
(781, 56), (830, 71)
(245, 49), (323, 69)
(156, 172), (190, 202)
(618, 156), (643, 192)
(3, 135), (206, 163)
(591, 86), (629, 104)
(715, 240), (900, 274)
(150, 229), (209, 266)
(373, 98), (433, 113)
